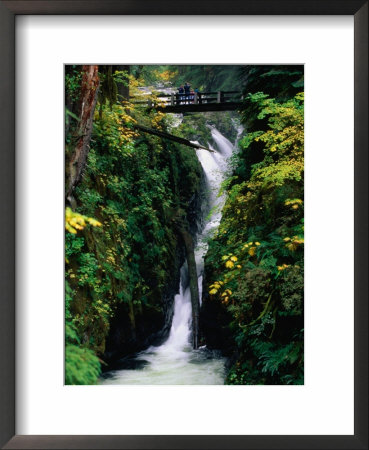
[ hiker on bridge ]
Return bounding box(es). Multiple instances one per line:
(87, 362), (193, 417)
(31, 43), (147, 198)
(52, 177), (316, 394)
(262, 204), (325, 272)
(177, 85), (184, 104)
(194, 87), (202, 104)
(184, 82), (191, 104)
(190, 89), (195, 103)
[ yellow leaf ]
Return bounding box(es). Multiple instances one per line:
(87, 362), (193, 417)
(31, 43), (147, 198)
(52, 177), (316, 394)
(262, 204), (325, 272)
(286, 243), (297, 251)
(225, 260), (234, 269)
(248, 247), (256, 257)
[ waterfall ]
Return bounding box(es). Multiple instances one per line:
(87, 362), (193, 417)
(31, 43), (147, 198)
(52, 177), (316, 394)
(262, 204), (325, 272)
(101, 126), (236, 385)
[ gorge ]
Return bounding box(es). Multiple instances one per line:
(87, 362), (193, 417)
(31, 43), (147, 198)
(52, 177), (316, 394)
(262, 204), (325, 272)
(65, 65), (304, 386)
(101, 126), (239, 384)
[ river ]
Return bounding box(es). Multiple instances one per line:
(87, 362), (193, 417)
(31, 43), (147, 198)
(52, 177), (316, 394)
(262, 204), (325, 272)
(101, 127), (237, 385)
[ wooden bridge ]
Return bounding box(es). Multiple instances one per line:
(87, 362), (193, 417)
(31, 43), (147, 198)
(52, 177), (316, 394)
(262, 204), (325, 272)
(131, 91), (243, 113)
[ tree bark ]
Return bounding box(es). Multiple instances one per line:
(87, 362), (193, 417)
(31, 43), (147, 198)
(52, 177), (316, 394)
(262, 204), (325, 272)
(66, 65), (100, 202)
(178, 225), (200, 349)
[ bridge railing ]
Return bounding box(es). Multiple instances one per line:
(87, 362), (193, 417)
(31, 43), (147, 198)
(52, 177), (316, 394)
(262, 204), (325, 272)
(130, 91), (243, 107)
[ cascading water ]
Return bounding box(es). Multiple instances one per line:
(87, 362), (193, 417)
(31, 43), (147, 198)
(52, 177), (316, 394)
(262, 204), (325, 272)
(101, 127), (238, 385)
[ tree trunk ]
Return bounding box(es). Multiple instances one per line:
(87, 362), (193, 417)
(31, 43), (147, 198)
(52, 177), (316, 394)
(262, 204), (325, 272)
(66, 65), (100, 202)
(178, 226), (200, 349)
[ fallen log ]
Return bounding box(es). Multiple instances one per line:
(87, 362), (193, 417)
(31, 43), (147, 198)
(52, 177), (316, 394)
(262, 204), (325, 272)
(132, 123), (214, 153)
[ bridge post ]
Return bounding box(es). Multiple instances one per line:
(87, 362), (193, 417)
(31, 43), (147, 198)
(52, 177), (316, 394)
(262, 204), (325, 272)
(217, 91), (221, 103)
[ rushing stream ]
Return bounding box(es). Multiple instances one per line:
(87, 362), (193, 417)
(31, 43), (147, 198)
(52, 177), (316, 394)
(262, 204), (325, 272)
(101, 127), (237, 385)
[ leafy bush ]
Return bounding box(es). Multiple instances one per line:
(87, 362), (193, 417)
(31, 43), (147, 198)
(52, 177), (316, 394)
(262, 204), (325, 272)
(203, 91), (304, 385)
(65, 322), (101, 385)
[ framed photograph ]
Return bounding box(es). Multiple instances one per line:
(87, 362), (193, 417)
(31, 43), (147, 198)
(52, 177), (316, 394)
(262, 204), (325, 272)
(1, 1), (367, 449)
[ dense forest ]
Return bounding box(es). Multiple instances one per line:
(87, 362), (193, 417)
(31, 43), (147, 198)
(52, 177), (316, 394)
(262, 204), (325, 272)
(65, 65), (304, 385)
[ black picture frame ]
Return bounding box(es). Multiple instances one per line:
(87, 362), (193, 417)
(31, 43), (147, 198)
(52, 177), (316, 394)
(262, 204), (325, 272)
(0, 1), (367, 449)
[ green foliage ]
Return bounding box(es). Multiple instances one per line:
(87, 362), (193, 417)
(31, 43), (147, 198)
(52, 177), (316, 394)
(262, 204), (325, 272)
(65, 66), (82, 103)
(98, 65), (118, 108)
(173, 111), (241, 146)
(65, 321), (101, 385)
(65, 73), (203, 383)
(204, 89), (304, 385)
(65, 65), (83, 143)
(133, 65), (245, 93)
(241, 65), (304, 101)
(240, 66), (304, 131)
(174, 113), (212, 144)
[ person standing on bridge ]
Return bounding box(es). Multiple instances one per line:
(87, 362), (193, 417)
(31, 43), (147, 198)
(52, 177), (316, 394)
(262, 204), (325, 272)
(194, 87), (202, 104)
(177, 85), (184, 104)
(190, 89), (195, 103)
(184, 82), (191, 104)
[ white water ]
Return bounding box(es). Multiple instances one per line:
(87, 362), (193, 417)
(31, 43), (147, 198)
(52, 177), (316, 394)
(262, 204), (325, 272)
(101, 127), (237, 385)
